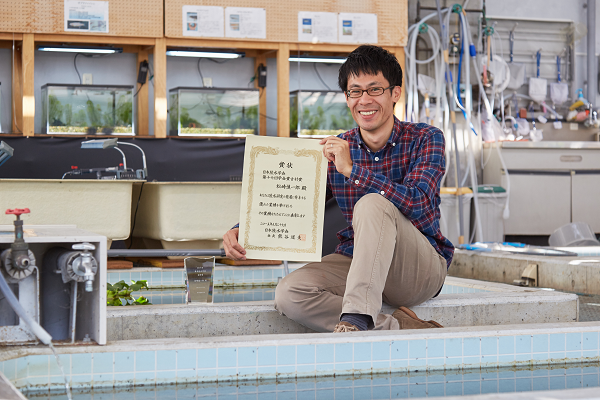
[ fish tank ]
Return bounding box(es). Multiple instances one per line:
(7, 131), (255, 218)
(169, 87), (259, 137)
(290, 90), (355, 138)
(41, 84), (134, 135)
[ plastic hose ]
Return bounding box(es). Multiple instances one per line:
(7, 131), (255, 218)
(0, 270), (52, 345)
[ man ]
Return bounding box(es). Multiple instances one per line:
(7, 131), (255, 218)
(223, 44), (453, 333)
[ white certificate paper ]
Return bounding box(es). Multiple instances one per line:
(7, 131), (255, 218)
(239, 136), (327, 262)
(338, 13), (378, 44)
(64, 0), (109, 33)
(298, 12), (338, 43)
(182, 5), (224, 37)
(225, 7), (266, 39)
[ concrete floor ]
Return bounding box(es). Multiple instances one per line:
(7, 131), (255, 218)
(579, 294), (600, 322)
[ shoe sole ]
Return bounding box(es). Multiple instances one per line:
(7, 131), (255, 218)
(398, 306), (443, 328)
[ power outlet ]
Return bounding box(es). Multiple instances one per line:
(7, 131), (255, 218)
(203, 77), (213, 87)
(82, 73), (93, 85)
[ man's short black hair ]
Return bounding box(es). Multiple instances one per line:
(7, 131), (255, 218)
(338, 45), (403, 92)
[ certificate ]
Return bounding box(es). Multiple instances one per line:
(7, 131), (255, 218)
(239, 136), (327, 262)
(182, 5), (224, 38)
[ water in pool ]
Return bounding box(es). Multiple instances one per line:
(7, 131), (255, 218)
(22, 363), (600, 399)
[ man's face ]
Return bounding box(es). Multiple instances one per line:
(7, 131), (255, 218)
(345, 71), (401, 136)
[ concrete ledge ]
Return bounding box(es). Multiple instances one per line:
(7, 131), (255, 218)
(450, 249), (600, 295)
(107, 277), (578, 340)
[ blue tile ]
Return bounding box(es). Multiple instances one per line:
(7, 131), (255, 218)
(427, 339), (444, 358)
(296, 364), (316, 375)
(238, 367), (257, 378)
(445, 338), (462, 357)
(463, 356), (481, 366)
(463, 380), (481, 395)
(316, 344), (334, 364)
(135, 351), (156, 372)
(372, 361), (389, 372)
(134, 371), (155, 384)
(177, 369), (198, 382)
(354, 361), (371, 371)
(71, 353), (92, 375)
(92, 353), (113, 374)
(565, 375), (581, 389)
(567, 333), (582, 351)
(481, 379), (498, 393)
(427, 357), (445, 367)
(157, 350), (176, 371)
(498, 379), (515, 393)
(533, 335), (549, 353)
(238, 347), (257, 367)
(498, 354), (516, 364)
(391, 341), (408, 360)
(198, 348), (216, 369)
(155, 369), (177, 384)
(532, 377), (549, 391)
(296, 345), (315, 365)
(408, 340), (426, 359)
(445, 381), (462, 396)
(27, 376), (49, 387)
(277, 346), (296, 365)
(176, 350), (196, 371)
(481, 337), (498, 356)
(583, 374), (599, 387)
(373, 342), (390, 361)
(566, 350), (582, 359)
(28, 355), (49, 377)
(445, 357), (462, 368)
(218, 348), (237, 368)
(516, 335), (532, 354)
(391, 359), (408, 370)
(244, 270), (254, 281)
(335, 343), (353, 363)
(234, 270), (243, 282)
(583, 332), (599, 351)
(549, 334), (566, 352)
(316, 363), (334, 373)
(3, 359), (16, 380)
(258, 346), (276, 366)
(113, 352), (134, 374)
(464, 337), (480, 356)
(354, 342), (372, 362)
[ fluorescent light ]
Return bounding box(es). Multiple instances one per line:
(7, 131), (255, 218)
(37, 46), (122, 54)
(166, 50), (244, 59)
(289, 56), (346, 64)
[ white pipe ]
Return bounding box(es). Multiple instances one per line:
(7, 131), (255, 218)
(588, 0), (597, 104)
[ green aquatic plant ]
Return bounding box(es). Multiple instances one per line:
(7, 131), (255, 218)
(72, 109), (88, 127)
(180, 108), (201, 128)
(64, 104), (73, 126)
(86, 100), (101, 127)
(48, 95), (64, 125)
(107, 280), (152, 306)
(115, 94), (132, 126)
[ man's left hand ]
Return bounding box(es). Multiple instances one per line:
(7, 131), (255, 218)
(320, 136), (353, 178)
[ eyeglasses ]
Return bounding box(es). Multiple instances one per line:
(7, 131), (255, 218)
(346, 85), (395, 98)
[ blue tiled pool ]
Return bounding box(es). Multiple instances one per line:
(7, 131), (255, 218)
(22, 364), (600, 399)
(129, 287), (276, 305)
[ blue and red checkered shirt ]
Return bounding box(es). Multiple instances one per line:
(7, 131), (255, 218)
(327, 116), (454, 269)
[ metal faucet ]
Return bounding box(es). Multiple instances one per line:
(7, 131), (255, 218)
(70, 243), (97, 292)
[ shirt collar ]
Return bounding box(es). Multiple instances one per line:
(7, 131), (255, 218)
(353, 115), (401, 150)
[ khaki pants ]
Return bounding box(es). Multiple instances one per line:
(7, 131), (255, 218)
(274, 193), (447, 332)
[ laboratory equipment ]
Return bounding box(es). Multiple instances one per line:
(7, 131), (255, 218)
(289, 90), (355, 138)
(0, 209), (107, 345)
(169, 87), (259, 137)
(41, 84), (134, 135)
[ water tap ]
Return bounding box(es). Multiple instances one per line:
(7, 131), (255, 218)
(1, 208), (36, 280)
(70, 243), (98, 292)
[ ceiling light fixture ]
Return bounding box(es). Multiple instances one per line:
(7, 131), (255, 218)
(166, 50), (245, 59)
(37, 46), (123, 54)
(288, 56), (347, 64)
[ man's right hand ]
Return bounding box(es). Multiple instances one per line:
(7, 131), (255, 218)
(223, 227), (247, 260)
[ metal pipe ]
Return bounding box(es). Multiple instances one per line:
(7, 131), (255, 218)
(107, 249), (225, 258)
(588, 0), (597, 103)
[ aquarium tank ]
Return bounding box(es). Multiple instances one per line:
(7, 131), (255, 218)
(290, 90), (355, 138)
(169, 87), (259, 137)
(41, 84), (134, 135)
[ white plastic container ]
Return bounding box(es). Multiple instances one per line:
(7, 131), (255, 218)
(439, 188), (473, 246)
(549, 221), (600, 247)
(472, 186), (508, 243)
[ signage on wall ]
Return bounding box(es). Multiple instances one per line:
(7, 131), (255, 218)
(225, 7), (267, 39)
(182, 5), (224, 37)
(297, 12), (338, 43)
(64, 1), (109, 33)
(338, 13), (378, 44)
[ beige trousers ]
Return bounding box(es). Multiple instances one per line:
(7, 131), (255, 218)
(274, 193), (447, 332)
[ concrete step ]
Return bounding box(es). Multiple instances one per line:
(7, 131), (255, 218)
(450, 249), (600, 295)
(107, 277), (578, 341)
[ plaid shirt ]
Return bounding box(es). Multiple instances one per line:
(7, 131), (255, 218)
(327, 116), (454, 269)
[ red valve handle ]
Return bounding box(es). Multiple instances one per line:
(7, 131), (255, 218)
(6, 208), (30, 216)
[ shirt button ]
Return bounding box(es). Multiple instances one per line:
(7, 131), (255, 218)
(367, 149), (371, 153)
(392, 143), (396, 146)
(355, 180), (359, 184)
(374, 157), (379, 161)
(380, 191), (385, 195)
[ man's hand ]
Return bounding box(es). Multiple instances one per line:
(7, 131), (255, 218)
(223, 227), (247, 260)
(319, 136), (353, 178)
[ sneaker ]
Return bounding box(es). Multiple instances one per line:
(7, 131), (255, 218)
(333, 321), (360, 333)
(392, 306), (443, 329)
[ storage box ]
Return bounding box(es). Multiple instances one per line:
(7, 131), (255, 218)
(470, 185), (507, 243)
(169, 87), (259, 137)
(439, 187), (473, 246)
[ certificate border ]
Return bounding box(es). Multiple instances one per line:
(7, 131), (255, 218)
(243, 146), (323, 254)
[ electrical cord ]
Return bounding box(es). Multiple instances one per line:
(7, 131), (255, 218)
(74, 53), (83, 84)
(313, 63), (331, 90)
(128, 181), (145, 249)
(133, 82), (144, 97)
(258, 88), (277, 121)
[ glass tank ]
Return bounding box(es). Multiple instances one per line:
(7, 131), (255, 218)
(290, 90), (355, 138)
(41, 84), (134, 135)
(169, 87), (259, 137)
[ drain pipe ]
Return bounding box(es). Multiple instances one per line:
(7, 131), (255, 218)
(588, 0), (597, 105)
